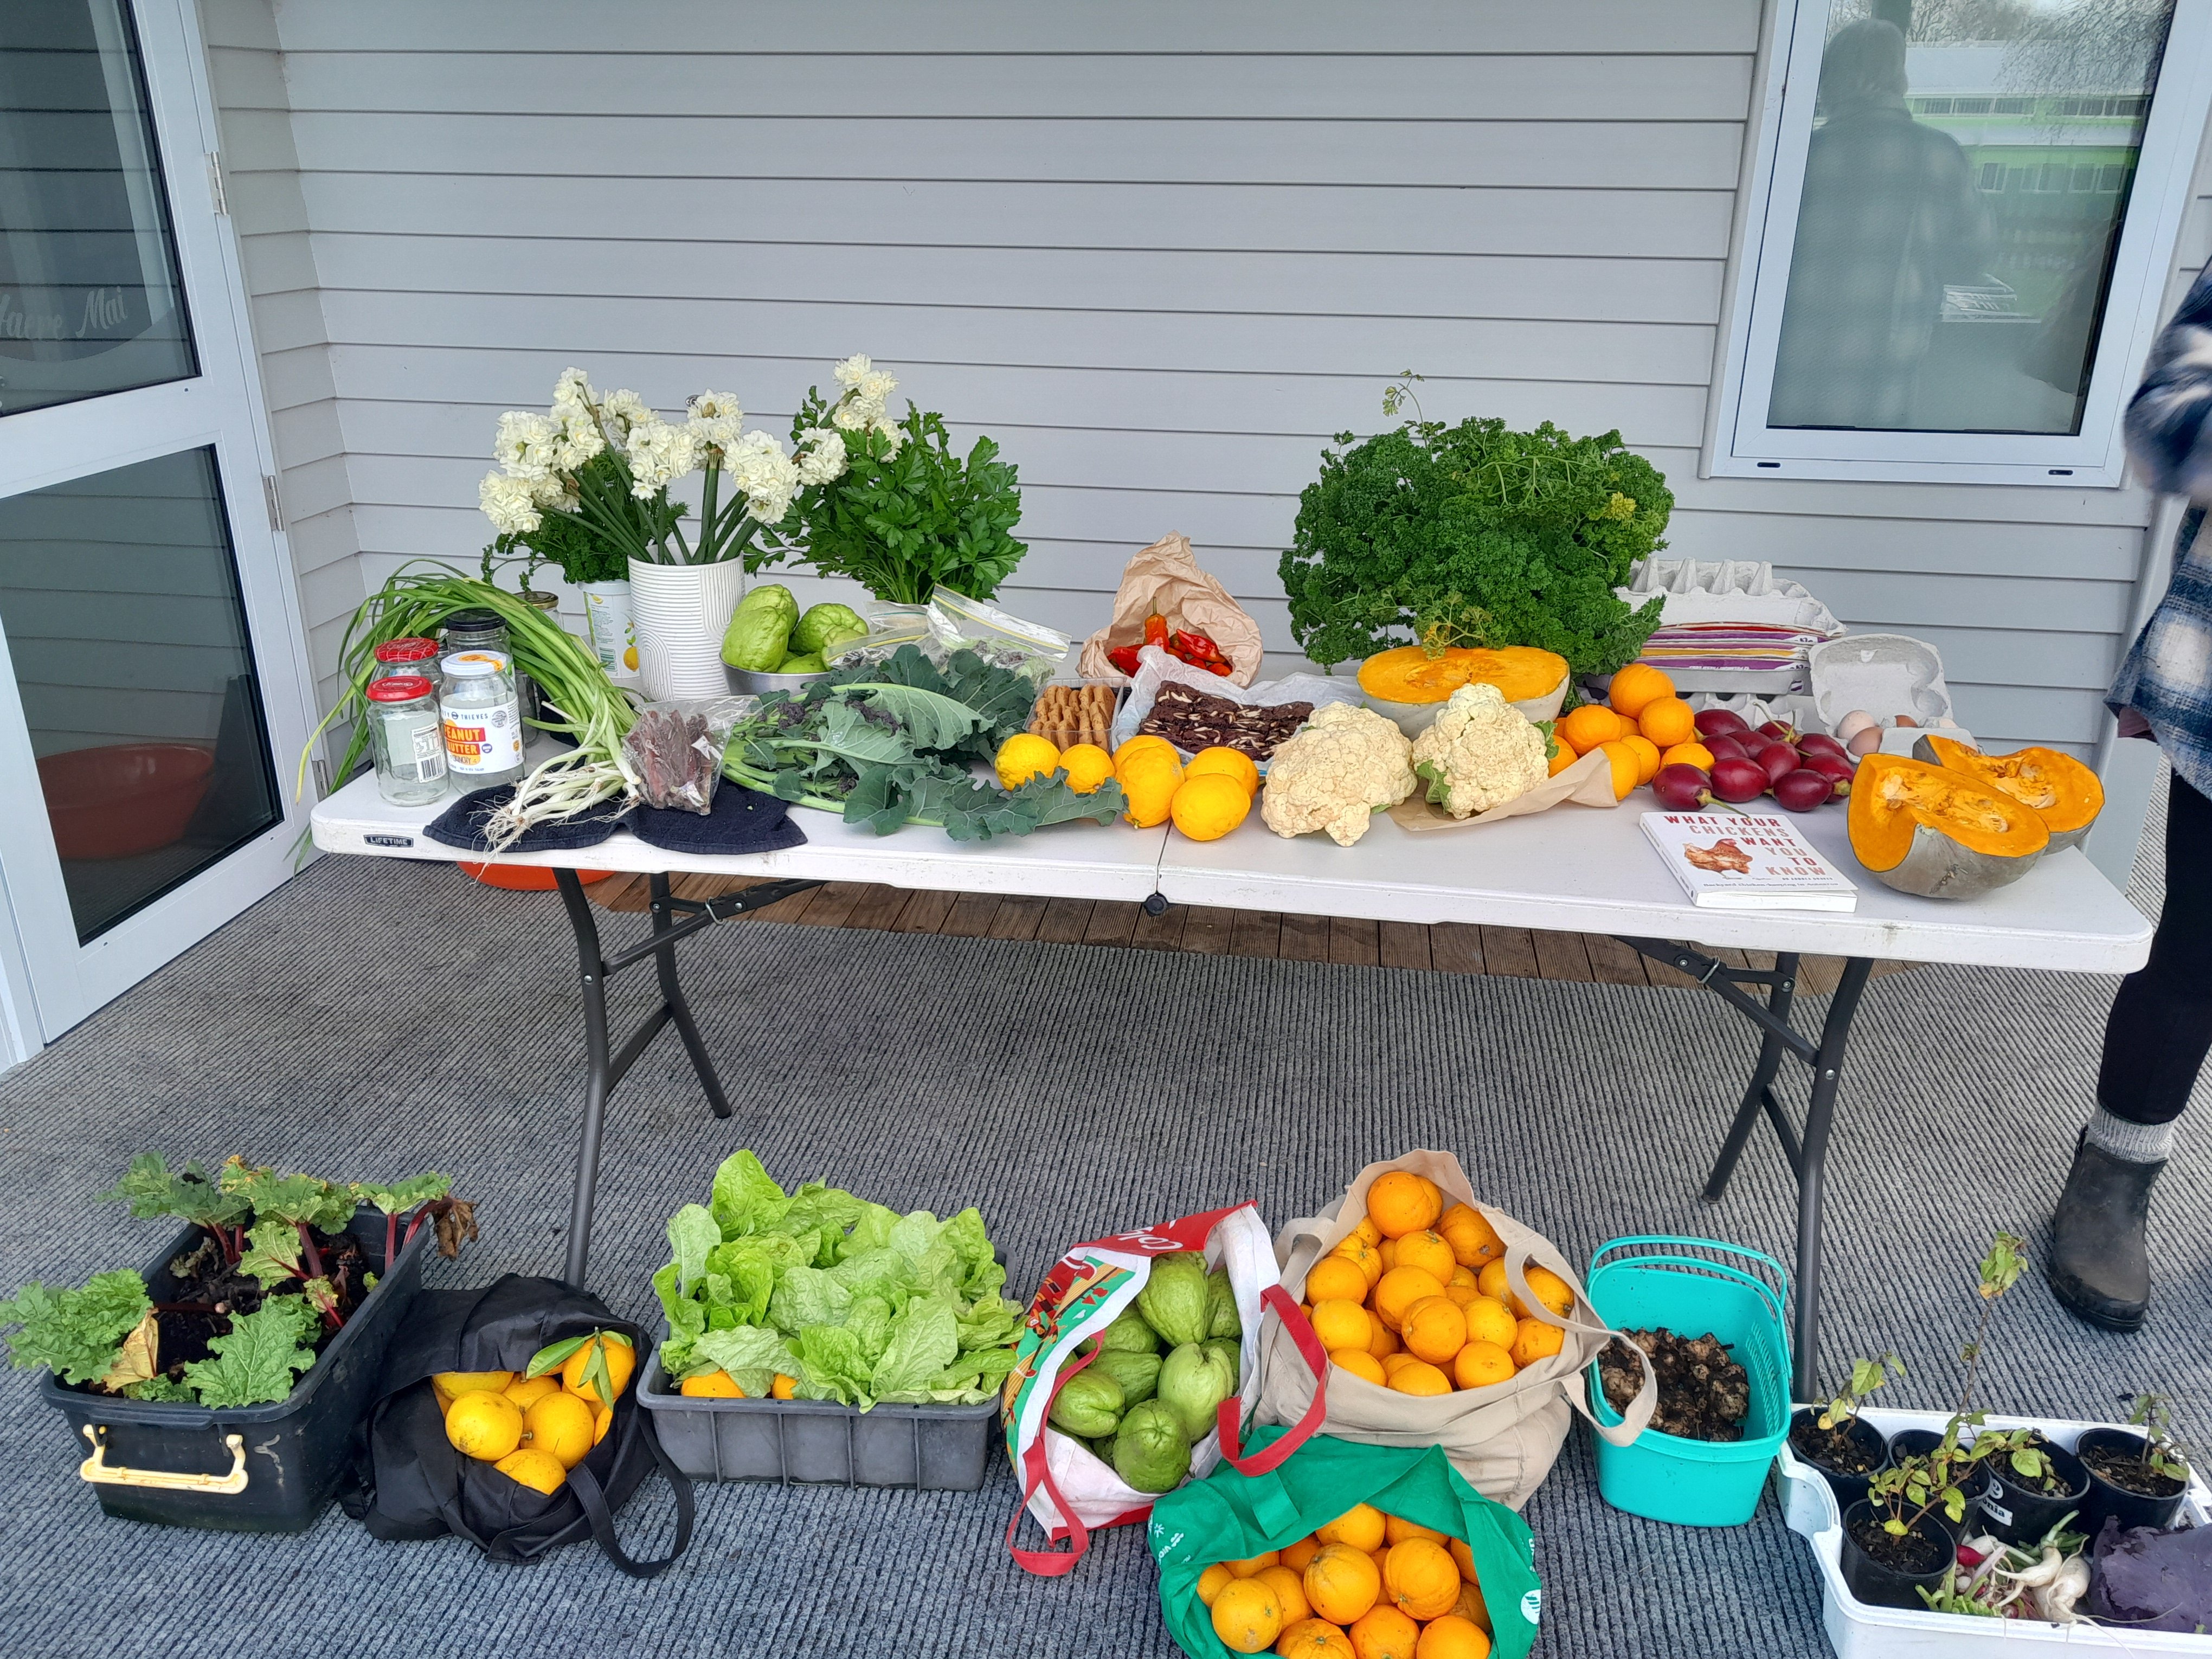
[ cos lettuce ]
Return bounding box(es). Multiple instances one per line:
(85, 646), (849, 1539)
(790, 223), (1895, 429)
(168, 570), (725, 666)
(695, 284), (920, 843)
(652, 1150), (1022, 1410)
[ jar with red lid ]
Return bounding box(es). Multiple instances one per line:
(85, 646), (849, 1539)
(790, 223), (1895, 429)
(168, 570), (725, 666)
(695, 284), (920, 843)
(372, 636), (442, 685)
(365, 674), (448, 806)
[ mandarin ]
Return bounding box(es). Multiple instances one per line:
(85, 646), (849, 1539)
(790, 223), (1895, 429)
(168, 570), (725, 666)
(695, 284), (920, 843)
(1596, 741), (1638, 801)
(1637, 696), (1696, 749)
(1621, 734), (1661, 785)
(1398, 1296), (1468, 1366)
(1365, 1172), (1442, 1239)
(1659, 740), (1715, 773)
(1557, 703), (1623, 754)
(1606, 663), (1675, 719)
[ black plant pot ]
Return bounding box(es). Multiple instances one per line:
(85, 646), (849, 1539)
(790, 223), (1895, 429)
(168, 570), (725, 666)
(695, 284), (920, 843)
(1840, 1499), (1955, 1610)
(1792, 1408), (1888, 1515)
(1886, 1427), (1991, 1538)
(2076, 1427), (2188, 1536)
(1978, 1439), (2090, 1547)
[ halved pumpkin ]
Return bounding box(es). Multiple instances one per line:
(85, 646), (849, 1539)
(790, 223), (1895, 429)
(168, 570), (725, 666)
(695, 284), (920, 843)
(1359, 645), (1569, 736)
(1911, 733), (2103, 852)
(1848, 753), (2048, 899)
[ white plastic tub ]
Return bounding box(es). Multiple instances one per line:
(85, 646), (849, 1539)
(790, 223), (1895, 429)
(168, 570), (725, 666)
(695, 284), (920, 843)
(1779, 1405), (2212, 1657)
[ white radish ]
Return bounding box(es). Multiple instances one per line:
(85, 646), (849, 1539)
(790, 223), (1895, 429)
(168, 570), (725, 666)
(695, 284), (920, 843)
(2034, 1556), (2089, 1623)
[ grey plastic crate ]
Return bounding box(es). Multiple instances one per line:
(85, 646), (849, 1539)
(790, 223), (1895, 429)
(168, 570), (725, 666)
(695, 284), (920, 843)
(638, 1353), (999, 1489)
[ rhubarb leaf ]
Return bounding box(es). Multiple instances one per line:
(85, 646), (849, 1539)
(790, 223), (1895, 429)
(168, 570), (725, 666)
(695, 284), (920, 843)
(183, 1294), (320, 1407)
(0, 1272), (152, 1386)
(100, 1153), (249, 1230)
(240, 1218), (305, 1289)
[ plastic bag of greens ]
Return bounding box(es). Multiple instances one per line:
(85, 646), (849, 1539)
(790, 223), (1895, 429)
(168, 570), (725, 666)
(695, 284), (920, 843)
(824, 602), (934, 671)
(622, 697), (746, 814)
(925, 588), (1070, 685)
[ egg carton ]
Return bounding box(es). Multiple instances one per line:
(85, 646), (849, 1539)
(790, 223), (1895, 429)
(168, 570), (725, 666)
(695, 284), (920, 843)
(1617, 559), (1846, 633)
(1806, 634), (1971, 754)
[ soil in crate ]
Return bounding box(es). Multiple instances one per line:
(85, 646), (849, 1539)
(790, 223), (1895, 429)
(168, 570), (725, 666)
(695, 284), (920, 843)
(2081, 1439), (2185, 1498)
(1791, 1413), (1882, 1475)
(1598, 1328), (1750, 1442)
(1847, 1512), (1950, 1575)
(2006, 1432), (2083, 1497)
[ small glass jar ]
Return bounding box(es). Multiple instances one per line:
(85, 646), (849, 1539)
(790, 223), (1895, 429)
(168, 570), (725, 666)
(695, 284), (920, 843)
(439, 650), (526, 789)
(442, 608), (510, 660)
(365, 674), (448, 806)
(371, 636), (441, 685)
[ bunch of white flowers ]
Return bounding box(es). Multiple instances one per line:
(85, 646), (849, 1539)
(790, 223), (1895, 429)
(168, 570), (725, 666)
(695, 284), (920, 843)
(721, 427), (803, 525)
(826, 353), (904, 455)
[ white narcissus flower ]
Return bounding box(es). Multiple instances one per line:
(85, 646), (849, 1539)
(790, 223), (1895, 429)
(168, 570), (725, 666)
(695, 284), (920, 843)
(529, 473), (580, 513)
(601, 389), (653, 435)
(831, 394), (878, 432)
(687, 390), (741, 423)
(552, 406), (605, 470)
(686, 413), (743, 459)
(795, 427), (849, 485)
(479, 471), (543, 534)
(725, 431), (801, 524)
(832, 354), (871, 388)
(494, 411), (562, 479)
(554, 366), (595, 408)
(623, 417), (700, 497)
(857, 370), (897, 405)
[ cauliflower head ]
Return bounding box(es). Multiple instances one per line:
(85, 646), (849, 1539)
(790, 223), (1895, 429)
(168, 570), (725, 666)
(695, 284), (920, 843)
(1259, 703), (1416, 846)
(1409, 683), (1548, 818)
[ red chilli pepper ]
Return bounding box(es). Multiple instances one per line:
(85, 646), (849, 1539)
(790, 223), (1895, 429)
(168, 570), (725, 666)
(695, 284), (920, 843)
(1106, 644), (1143, 677)
(1172, 628), (1222, 661)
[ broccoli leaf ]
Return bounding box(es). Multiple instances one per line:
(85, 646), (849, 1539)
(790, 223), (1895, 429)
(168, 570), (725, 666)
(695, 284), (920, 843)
(0, 1272), (152, 1385)
(182, 1295), (321, 1407)
(842, 681), (985, 751)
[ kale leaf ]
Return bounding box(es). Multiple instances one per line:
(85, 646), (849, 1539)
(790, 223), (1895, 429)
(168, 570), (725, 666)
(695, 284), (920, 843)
(0, 1272), (153, 1386)
(182, 1294), (321, 1408)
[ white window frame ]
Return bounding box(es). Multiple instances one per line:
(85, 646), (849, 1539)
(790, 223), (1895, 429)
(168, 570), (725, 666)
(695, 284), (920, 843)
(1707, 0), (2212, 487)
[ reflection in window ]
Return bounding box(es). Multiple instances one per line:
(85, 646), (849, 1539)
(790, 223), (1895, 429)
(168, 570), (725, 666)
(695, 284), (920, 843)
(0, 0), (196, 416)
(1769, 1), (2172, 435)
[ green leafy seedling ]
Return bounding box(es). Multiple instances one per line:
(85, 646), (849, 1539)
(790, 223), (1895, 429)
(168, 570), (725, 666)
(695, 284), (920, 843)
(1816, 1353), (1905, 1432)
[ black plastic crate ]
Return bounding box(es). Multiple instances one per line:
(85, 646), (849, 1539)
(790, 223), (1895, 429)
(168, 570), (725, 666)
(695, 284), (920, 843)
(40, 1207), (432, 1532)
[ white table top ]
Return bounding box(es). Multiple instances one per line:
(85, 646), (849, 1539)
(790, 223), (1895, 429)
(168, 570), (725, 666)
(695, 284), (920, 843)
(311, 769), (2153, 974)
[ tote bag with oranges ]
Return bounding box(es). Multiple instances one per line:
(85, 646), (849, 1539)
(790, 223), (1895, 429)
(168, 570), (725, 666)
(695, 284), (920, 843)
(1254, 1150), (1655, 1510)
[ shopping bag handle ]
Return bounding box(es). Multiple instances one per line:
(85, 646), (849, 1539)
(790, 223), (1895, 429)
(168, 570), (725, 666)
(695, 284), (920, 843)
(1006, 1347), (1098, 1577)
(1216, 1285), (1328, 1476)
(1504, 1242), (1658, 1449)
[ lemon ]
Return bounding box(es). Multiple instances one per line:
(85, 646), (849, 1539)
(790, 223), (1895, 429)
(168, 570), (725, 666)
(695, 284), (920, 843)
(434, 1369), (516, 1398)
(1171, 773), (1251, 841)
(503, 1375), (561, 1411)
(1057, 743), (1115, 795)
(1117, 749), (1184, 828)
(679, 1368), (745, 1398)
(523, 1390), (598, 1468)
(494, 1446), (569, 1495)
(994, 732), (1062, 790)
(445, 1390), (523, 1461)
(559, 1332), (636, 1408)
(1113, 734), (1179, 768)
(1184, 745), (1259, 797)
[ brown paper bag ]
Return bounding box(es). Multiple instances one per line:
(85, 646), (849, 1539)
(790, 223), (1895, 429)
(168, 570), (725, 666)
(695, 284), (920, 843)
(1386, 746), (1621, 833)
(1255, 1150), (1655, 1510)
(1079, 533), (1264, 687)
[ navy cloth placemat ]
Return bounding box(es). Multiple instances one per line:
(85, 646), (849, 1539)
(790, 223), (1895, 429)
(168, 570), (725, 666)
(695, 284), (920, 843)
(631, 783), (807, 854)
(424, 785), (633, 853)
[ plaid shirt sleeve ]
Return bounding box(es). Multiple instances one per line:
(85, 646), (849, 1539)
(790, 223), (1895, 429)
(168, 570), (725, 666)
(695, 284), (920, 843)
(2126, 265), (2212, 498)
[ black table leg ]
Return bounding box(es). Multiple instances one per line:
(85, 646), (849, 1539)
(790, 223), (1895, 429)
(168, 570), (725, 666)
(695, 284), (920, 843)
(649, 873), (730, 1120)
(1792, 955), (1874, 1403)
(555, 869), (614, 1288)
(1703, 950), (1801, 1203)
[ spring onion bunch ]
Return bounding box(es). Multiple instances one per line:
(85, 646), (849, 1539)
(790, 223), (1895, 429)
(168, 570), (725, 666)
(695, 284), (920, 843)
(307, 564), (638, 847)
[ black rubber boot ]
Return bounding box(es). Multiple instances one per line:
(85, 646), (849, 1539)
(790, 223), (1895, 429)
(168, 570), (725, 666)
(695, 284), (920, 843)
(2048, 1134), (2162, 1332)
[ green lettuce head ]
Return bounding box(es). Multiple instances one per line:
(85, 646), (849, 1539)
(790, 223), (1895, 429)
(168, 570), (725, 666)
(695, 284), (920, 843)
(1136, 1254), (1211, 1350)
(1111, 1398), (1192, 1494)
(1047, 1368), (1124, 1439)
(1158, 1341), (1237, 1441)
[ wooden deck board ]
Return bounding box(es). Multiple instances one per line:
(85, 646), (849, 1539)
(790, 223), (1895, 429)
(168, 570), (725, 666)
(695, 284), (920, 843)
(1328, 916), (1381, 967)
(1180, 906), (1237, 955)
(1035, 898), (1096, 943)
(1278, 914), (1332, 963)
(1128, 903), (1189, 951)
(1480, 928), (1541, 979)
(1228, 911), (1282, 959)
(1532, 930), (1596, 983)
(1378, 921), (1432, 973)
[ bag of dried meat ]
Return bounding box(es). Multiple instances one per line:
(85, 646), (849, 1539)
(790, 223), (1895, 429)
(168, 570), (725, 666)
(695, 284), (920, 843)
(622, 697), (746, 814)
(1078, 533), (1266, 687)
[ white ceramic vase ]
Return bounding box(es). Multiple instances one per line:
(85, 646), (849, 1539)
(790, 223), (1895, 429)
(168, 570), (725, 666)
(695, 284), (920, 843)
(627, 557), (744, 700)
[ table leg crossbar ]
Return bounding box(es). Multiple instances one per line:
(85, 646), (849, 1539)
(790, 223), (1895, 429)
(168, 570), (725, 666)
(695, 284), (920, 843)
(1614, 939), (1876, 1402)
(552, 870), (824, 1284)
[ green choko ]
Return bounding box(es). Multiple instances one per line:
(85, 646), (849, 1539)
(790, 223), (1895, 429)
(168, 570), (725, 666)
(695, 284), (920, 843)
(1136, 1253), (1211, 1350)
(1157, 1341), (1237, 1442)
(1083, 1307), (1160, 1357)
(779, 652), (826, 675)
(1204, 1266), (1241, 1340)
(1089, 1347), (1161, 1407)
(791, 601), (867, 656)
(1111, 1398), (1192, 1494)
(1047, 1369), (1124, 1439)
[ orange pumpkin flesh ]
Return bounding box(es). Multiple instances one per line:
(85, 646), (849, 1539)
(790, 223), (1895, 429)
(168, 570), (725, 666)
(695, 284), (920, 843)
(1913, 734), (2103, 849)
(1358, 645), (1568, 706)
(1848, 753), (2048, 898)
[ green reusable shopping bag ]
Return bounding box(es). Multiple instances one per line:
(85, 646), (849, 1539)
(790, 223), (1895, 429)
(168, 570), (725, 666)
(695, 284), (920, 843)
(1148, 1428), (1541, 1659)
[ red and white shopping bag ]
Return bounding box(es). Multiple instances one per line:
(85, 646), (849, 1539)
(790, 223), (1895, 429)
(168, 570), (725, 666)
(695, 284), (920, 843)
(1002, 1202), (1327, 1577)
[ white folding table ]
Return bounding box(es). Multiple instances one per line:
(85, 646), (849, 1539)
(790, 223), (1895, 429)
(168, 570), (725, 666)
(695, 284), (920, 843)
(311, 772), (2152, 1397)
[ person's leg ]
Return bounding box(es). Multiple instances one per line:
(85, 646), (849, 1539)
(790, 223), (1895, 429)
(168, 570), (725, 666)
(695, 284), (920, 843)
(2051, 769), (2212, 1329)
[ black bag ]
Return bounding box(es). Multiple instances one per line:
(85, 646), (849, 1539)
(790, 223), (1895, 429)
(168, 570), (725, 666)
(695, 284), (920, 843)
(341, 1275), (692, 1577)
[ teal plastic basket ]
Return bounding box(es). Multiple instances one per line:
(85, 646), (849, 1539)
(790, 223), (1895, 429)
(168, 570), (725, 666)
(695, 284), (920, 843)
(1584, 1236), (1792, 1527)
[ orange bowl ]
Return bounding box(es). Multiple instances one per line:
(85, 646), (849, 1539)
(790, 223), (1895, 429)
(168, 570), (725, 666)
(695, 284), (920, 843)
(458, 863), (615, 891)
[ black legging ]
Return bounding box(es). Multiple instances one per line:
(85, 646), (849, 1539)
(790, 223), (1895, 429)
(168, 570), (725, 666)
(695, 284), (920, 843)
(2099, 770), (2212, 1125)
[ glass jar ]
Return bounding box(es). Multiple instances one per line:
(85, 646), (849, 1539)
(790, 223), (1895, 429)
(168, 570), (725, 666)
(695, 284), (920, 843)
(439, 650), (526, 789)
(371, 636), (441, 685)
(441, 608), (510, 660)
(365, 674), (448, 806)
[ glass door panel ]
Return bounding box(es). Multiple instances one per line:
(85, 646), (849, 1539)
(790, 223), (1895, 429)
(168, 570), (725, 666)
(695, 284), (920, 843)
(0, 447), (278, 941)
(0, 0), (196, 416)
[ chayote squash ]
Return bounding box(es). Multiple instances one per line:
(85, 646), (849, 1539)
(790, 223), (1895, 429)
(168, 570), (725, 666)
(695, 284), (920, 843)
(1203, 1338), (1241, 1393)
(779, 652), (826, 675)
(736, 583), (799, 620)
(1204, 1266), (1241, 1340)
(1089, 1347), (1162, 1408)
(721, 602), (794, 672)
(1136, 1253), (1211, 1350)
(1083, 1307), (1160, 1357)
(792, 601), (867, 657)
(1158, 1341), (1237, 1442)
(1112, 1398), (1192, 1494)
(1047, 1368), (1125, 1439)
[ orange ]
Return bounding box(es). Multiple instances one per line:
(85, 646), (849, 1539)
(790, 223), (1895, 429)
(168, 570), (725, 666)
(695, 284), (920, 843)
(1659, 740), (1715, 773)
(1398, 1296), (1468, 1365)
(1311, 1299), (1374, 1354)
(1449, 1565), (1491, 1632)
(1461, 1295), (1518, 1350)
(504, 1374), (562, 1410)
(1475, 1261), (1511, 1306)
(1348, 1604), (1421, 1659)
(1442, 1266), (1481, 1308)
(1510, 1318), (1565, 1369)
(1557, 703), (1623, 754)
(1414, 1615), (1491, 1659)
(1377, 1239), (1397, 1271)
(1383, 1536), (1460, 1619)
(1316, 1503), (1386, 1554)
(1596, 741), (1638, 801)
(592, 1403), (613, 1445)
(445, 1390), (524, 1461)
(1348, 1214), (1382, 1249)
(1185, 745), (1261, 797)
(1373, 1266), (1446, 1333)
(523, 1390), (597, 1468)
(493, 1445), (568, 1495)
(559, 1333), (635, 1408)
(1282, 1535), (1323, 1574)
(1332, 1349), (1386, 1385)
(1520, 1266), (1576, 1319)
(1411, 1174), (1444, 1212)
(1620, 734), (1661, 785)
(1370, 1546), (1394, 1577)
(1365, 1172), (1442, 1239)
(1606, 663), (1675, 719)
(1452, 1340), (1516, 1390)
(1304, 1541), (1383, 1625)
(1277, 1618), (1355, 1659)
(1332, 1237), (1385, 1289)
(1172, 772), (1252, 841)
(1383, 1515), (1445, 1547)
(1212, 1577), (1284, 1654)
(1637, 695), (1696, 748)
(770, 1373), (798, 1400)
(1391, 1229), (1455, 1284)
(1379, 1352), (1420, 1381)
(1366, 1319), (1400, 1361)
(1058, 743), (1115, 795)
(678, 1369), (744, 1398)
(1230, 1550), (1282, 1578)
(1306, 1256), (1372, 1306)
(1385, 1360), (1451, 1397)
(1114, 734), (1179, 768)
(1435, 1205), (1503, 1269)
(995, 732), (1062, 790)
(1200, 1562), (1237, 1607)
(1257, 1565), (1313, 1625)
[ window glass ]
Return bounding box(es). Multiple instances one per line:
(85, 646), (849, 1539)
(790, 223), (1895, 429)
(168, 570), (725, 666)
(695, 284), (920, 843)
(0, 449), (279, 942)
(0, 0), (196, 416)
(1769, 1), (2172, 435)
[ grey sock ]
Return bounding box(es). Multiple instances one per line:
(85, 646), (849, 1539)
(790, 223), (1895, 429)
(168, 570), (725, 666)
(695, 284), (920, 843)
(2087, 1105), (2177, 1163)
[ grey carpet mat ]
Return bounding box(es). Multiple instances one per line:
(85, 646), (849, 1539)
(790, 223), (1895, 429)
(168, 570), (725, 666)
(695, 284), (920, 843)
(0, 776), (2203, 1658)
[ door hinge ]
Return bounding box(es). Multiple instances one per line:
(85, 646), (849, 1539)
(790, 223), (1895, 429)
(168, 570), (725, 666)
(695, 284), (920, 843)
(262, 474), (284, 532)
(205, 152), (228, 217)
(311, 757), (331, 798)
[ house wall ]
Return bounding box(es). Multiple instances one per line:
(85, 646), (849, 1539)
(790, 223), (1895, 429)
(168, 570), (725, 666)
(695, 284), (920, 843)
(204, 0), (2212, 866)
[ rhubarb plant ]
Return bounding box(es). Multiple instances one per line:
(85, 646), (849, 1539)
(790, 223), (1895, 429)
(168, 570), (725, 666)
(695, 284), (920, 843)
(101, 1155), (252, 1263)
